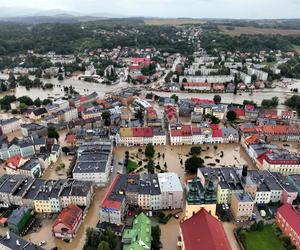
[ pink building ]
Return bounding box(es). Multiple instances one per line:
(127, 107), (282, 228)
(52, 204), (83, 240)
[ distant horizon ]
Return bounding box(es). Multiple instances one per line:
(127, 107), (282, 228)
(0, 0), (300, 19)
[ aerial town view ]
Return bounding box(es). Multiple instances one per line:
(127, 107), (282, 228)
(1, 0), (300, 250)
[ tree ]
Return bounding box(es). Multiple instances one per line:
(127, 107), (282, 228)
(97, 241), (110, 250)
(19, 103), (28, 112)
(171, 94), (179, 103)
(18, 96), (33, 106)
(42, 98), (52, 105)
(151, 225), (161, 250)
(211, 115), (220, 124)
(213, 95), (221, 104)
(185, 156), (205, 174)
(257, 220), (264, 231)
(58, 74), (64, 81)
(226, 110), (237, 121)
(147, 160), (155, 174)
(34, 98), (42, 107)
(261, 96), (279, 109)
(145, 143), (155, 159)
(250, 221), (258, 231)
(251, 74), (257, 83)
(190, 146), (201, 156)
(85, 227), (101, 249)
(48, 126), (59, 141)
(101, 111), (111, 126)
(100, 227), (116, 250)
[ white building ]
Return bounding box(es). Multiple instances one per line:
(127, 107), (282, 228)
(0, 118), (21, 135)
(247, 68), (268, 81)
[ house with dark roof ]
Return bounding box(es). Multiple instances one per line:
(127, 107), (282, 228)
(29, 108), (48, 120)
(178, 208), (231, 250)
(7, 207), (32, 235)
(0, 232), (43, 250)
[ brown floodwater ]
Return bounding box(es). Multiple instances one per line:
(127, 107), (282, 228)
(114, 144), (253, 250)
(22, 188), (106, 250)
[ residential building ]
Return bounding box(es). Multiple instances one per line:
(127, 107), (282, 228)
(122, 213), (151, 250)
(247, 68), (268, 81)
(7, 207), (32, 235)
(100, 173), (183, 225)
(231, 192), (254, 222)
(72, 141), (113, 186)
(0, 232), (43, 250)
(0, 137), (35, 160)
(52, 204), (83, 240)
(0, 118), (21, 135)
(276, 204), (300, 250)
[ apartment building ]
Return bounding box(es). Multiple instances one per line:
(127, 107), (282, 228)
(100, 173), (183, 225)
(0, 118), (21, 135)
(276, 204), (300, 250)
(231, 192), (255, 222)
(72, 141), (113, 186)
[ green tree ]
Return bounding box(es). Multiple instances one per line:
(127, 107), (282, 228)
(18, 96), (33, 106)
(145, 143), (155, 159)
(48, 126), (59, 141)
(100, 227), (116, 250)
(226, 110), (237, 121)
(185, 156), (205, 174)
(97, 241), (110, 250)
(34, 98), (42, 107)
(171, 94), (179, 103)
(84, 228), (101, 249)
(251, 74), (257, 83)
(211, 115), (220, 124)
(58, 74), (64, 81)
(213, 95), (221, 104)
(151, 225), (161, 250)
(257, 220), (264, 231)
(42, 98), (52, 105)
(19, 103), (28, 112)
(101, 111), (111, 126)
(190, 146), (201, 156)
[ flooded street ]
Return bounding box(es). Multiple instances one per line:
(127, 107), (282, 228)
(0, 73), (130, 100)
(23, 188), (106, 250)
(150, 80), (300, 108)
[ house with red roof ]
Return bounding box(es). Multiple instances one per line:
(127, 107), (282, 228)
(182, 82), (211, 91)
(178, 208), (231, 250)
(276, 204), (300, 249)
(5, 156), (28, 175)
(52, 204), (83, 240)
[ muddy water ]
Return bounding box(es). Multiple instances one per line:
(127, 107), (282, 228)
(0, 73), (130, 100)
(23, 188), (106, 250)
(114, 144), (254, 250)
(149, 80), (300, 108)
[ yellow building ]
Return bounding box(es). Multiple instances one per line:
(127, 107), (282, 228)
(231, 192), (254, 222)
(34, 198), (52, 213)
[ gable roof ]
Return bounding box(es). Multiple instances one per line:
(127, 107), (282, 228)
(277, 204), (300, 237)
(52, 204), (82, 230)
(180, 208), (231, 250)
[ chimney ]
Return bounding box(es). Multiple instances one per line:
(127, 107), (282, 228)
(6, 231), (10, 240)
(16, 240), (20, 246)
(242, 165), (248, 177)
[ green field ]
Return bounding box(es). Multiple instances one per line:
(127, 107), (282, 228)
(242, 225), (285, 250)
(293, 45), (300, 54)
(144, 18), (205, 26)
(126, 159), (138, 173)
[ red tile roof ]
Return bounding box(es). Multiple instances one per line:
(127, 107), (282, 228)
(191, 98), (214, 105)
(183, 82), (211, 87)
(180, 209), (231, 250)
(277, 204), (300, 237)
(6, 155), (23, 167)
(52, 204), (82, 230)
(100, 175), (122, 210)
(212, 129), (222, 138)
(66, 134), (76, 143)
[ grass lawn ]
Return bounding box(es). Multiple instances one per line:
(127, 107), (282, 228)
(243, 225), (285, 250)
(126, 159), (138, 173)
(293, 45), (300, 54)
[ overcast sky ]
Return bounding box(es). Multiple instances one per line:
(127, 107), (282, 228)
(1, 0), (300, 19)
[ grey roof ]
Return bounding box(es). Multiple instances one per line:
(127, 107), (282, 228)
(32, 108), (47, 116)
(0, 117), (19, 126)
(20, 158), (39, 171)
(23, 179), (46, 200)
(7, 207), (31, 226)
(0, 232), (43, 250)
(234, 192), (253, 202)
